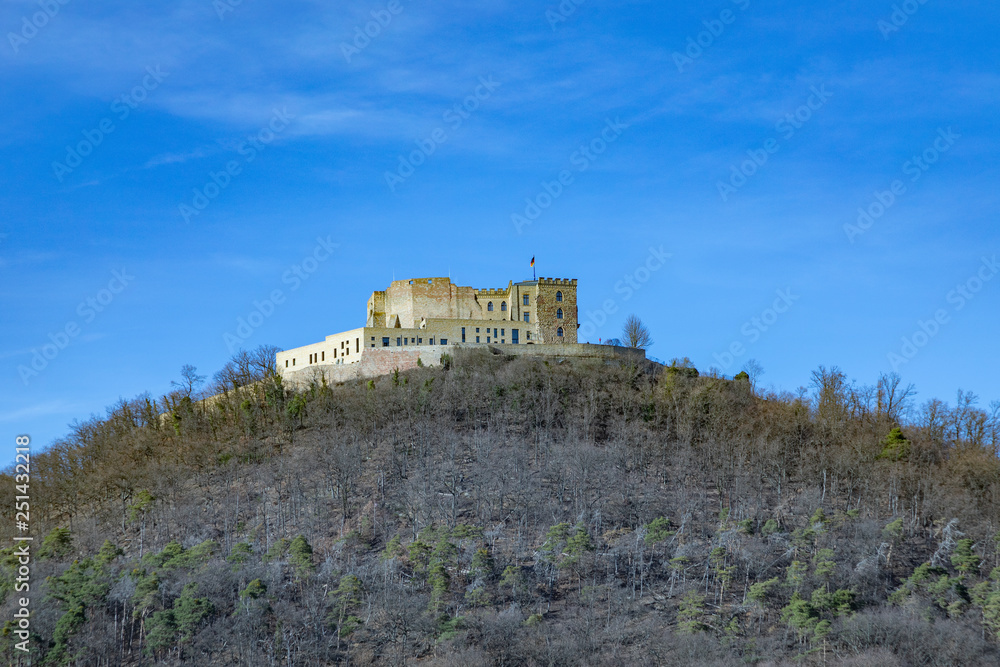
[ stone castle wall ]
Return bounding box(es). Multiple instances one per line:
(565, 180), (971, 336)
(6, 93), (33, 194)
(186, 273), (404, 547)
(280, 343), (643, 388)
(278, 275), (586, 384)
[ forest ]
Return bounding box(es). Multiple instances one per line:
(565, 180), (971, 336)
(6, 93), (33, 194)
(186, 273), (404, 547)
(2, 345), (1000, 666)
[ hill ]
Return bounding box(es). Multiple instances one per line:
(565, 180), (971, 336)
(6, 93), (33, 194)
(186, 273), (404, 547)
(2, 347), (1000, 665)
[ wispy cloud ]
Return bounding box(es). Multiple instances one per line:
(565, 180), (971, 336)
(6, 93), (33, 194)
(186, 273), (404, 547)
(0, 250), (62, 269)
(144, 147), (213, 169)
(0, 401), (80, 424)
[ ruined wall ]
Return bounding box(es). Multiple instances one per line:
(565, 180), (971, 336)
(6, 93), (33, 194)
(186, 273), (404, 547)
(382, 277), (485, 328)
(277, 275), (582, 382)
(366, 291), (386, 327)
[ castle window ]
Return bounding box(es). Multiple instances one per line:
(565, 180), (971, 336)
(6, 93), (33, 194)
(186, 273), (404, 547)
(322, 351), (325, 361)
(556, 291), (563, 301)
(440, 338), (448, 345)
(494, 328), (498, 338)
(429, 338), (434, 345)
(383, 337), (390, 347)
(501, 329), (505, 336)
(487, 336), (491, 343)
(417, 338), (422, 344)
(526, 332), (531, 340)
(523, 312), (530, 323)
(334, 349), (337, 358)
(462, 327), (466, 342)
(558, 327), (564, 337)
(397, 337), (402, 346)
(557, 308), (563, 319)
(476, 336), (480, 343)
(404, 338), (408, 345)
(487, 301), (494, 312)
(293, 358), (296, 366)
(512, 329), (519, 344)
(285, 360), (288, 367)
(501, 301), (507, 311)
(356, 338), (359, 352)
(523, 295), (529, 306)
(476, 328), (480, 333)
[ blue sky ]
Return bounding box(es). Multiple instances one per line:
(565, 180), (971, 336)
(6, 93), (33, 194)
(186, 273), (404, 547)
(2, 0), (998, 458)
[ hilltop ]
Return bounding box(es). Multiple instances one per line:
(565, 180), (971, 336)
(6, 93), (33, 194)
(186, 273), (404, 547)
(2, 347), (999, 665)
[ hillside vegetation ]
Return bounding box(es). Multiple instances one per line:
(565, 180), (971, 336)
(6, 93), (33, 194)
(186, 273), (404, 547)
(3, 348), (1000, 665)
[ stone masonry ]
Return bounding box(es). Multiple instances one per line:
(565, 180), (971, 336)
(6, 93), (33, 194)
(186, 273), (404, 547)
(276, 275), (637, 385)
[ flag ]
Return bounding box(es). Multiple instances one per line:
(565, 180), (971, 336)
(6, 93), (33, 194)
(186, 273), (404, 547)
(530, 256), (535, 267)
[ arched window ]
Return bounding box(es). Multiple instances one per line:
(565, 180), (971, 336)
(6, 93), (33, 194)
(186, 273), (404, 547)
(556, 291), (563, 302)
(487, 302), (493, 311)
(557, 327), (564, 337)
(556, 308), (563, 319)
(501, 301), (507, 311)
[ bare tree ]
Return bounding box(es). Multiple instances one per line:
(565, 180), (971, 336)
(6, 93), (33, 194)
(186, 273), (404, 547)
(810, 365), (849, 424)
(213, 344), (282, 392)
(876, 371), (917, 423)
(741, 359), (765, 393)
(622, 314), (653, 349)
(171, 364), (206, 398)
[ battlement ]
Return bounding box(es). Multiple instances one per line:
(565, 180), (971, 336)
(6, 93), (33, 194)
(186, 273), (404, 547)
(279, 273), (582, 379)
(391, 277), (449, 287)
(475, 288), (510, 297)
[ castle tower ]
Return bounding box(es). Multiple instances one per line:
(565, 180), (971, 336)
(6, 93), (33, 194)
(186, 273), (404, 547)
(534, 278), (577, 344)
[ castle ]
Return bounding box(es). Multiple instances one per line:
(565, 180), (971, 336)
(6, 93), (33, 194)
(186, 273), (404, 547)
(276, 275), (641, 385)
